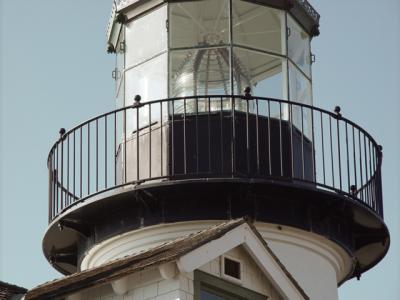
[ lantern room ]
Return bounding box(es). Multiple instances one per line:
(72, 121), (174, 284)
(107, 0), (319, 181)
(111, 0), (315, 117)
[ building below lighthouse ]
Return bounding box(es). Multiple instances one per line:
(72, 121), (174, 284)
(26, 219), (311, 300)
(13, 0), (392, 299)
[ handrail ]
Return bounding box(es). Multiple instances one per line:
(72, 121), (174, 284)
(47, 96), (381, 160)
(47, 95), (383, 222)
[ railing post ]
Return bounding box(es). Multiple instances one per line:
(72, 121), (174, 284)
(231, 96), (236, 176)
(59, 128), (65, 211)
(376, 145), (384, 218)
(244, 87), (252, 175)
(48, 155), (53, 223)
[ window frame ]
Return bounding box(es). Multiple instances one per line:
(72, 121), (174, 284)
(194, 270), (269, 300)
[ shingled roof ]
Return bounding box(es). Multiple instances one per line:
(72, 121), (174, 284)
(26, 218), (308, 300)
(0, 281), (27, 300)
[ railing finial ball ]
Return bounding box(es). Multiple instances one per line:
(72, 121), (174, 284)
(244, 87), (252, 99)
(59, 128), (66, 137)
(134, 95), (141, 106)
(378, 145), (383, 151)
(107, 43), (115, 54)
(334, 106), (342, 118)
(350, 185), (357, 196)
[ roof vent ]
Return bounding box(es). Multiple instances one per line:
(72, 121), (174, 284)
(223, 256), (241, 281)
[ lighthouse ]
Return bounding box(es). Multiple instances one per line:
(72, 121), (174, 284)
(26, 1), (389, 299)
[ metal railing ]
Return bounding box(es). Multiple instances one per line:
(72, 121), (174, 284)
(47, 95), (383, 222)
(296, 0), (320, 23)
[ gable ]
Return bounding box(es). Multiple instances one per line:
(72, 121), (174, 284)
(177, 222), (308, 300)
(198, 245), (284, 300)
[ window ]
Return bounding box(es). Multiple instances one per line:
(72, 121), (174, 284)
(194, 270), (268, 300)
(125, 5), (167, 68)
(288, 61), (312, 137)
(232, 0), (285, 55)
(168, 0), (291, 103)
(223, 257), (241, 280)
(115, 28), (125, 106)
(170, 47), (231, 98)
(169, 0), (230, 49)
(287, 15), (311, 78)
(232, 47), (286, 99)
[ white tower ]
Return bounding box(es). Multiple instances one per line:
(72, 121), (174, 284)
(40, 1), (389, 300)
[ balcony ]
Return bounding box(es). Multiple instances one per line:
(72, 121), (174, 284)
(45, 95), (388, 276)
(48, 95), (383, 220)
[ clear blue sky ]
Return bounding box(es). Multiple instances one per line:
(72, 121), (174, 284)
(0, 1), (399, 299)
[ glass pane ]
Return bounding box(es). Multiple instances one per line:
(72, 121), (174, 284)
(289, 61), (312, 105)
(125, 5), (167, 68)
(170, 48), (231, 114)
(232, 48), (286, 98)
(288, 15), (311, 77)
(125, 53), (167, 130)
(170, 0), (229, 49)
(201, 290), (226, 300)
(170, 47), (231, 97)
(232, 0), (285, 55)
(232, 47), (287, 116)
(289, 61), (312, 136)
(125, 53), (168, 104)
(116, 74), (124, 109)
